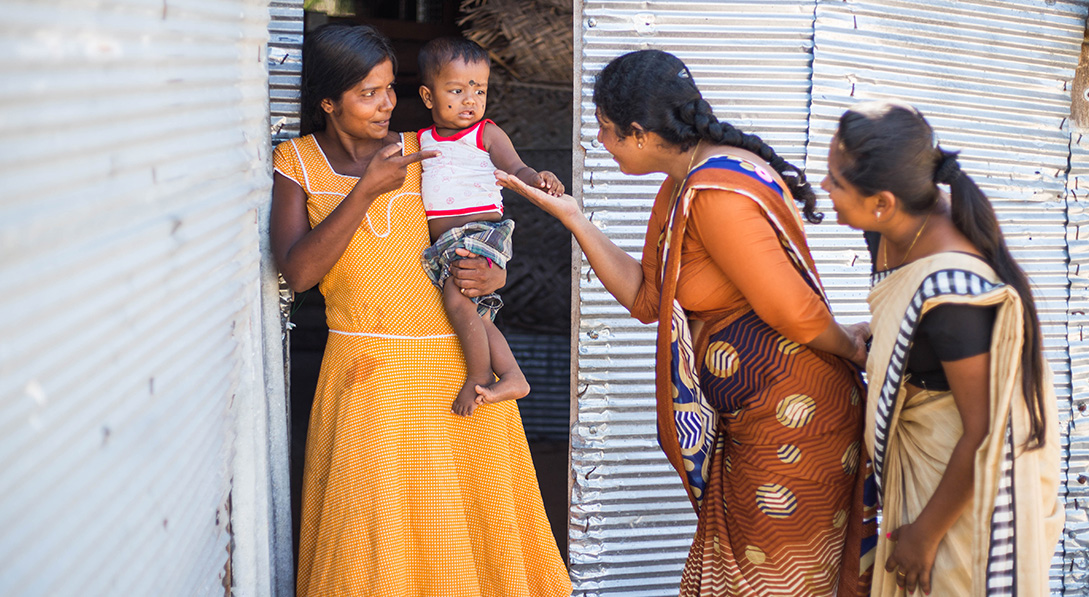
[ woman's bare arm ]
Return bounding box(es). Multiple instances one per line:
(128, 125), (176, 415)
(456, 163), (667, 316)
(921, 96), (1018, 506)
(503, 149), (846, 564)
(883, 352), (991, 595)
(806, 320), (870, 368)
(496, 170), (643, 308)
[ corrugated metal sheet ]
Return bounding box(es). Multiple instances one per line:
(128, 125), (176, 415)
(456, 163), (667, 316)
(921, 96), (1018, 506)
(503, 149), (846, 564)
(573, 2), (820, 594)
(1065, 125), (1089, 592)
(268, 0), (303, 144)
(808, 1), (1085, 592)
(266, 0), (299, 412)
(0, 1), (273, 595)
(573, 0), (1088, 594)
(264, 6), (302, 594)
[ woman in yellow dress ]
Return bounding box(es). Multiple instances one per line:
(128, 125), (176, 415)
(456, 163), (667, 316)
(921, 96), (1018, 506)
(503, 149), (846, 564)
(821, 101), (1062, 596)
(269, 23), (571, 597)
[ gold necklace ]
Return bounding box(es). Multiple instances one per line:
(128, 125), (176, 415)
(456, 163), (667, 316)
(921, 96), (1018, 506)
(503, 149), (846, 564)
(670, 139), (703, 202)
(661, 140), (704, 260)
(882, 212), (931, 270)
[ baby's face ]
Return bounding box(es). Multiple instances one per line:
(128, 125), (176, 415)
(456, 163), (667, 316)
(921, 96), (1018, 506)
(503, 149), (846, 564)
(422, 59), (490, 133)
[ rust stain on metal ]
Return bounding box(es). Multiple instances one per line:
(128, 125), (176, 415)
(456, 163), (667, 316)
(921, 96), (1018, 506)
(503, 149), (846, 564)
(220, 490), (233, 596)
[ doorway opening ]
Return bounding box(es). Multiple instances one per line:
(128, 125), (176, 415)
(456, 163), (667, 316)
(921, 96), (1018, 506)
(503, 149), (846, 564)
(287, 0), (575, 564)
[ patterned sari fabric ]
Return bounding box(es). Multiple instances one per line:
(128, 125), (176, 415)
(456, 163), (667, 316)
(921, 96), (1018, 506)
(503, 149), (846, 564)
(654, 157), (876, 596)
(865, 253), (1063, 596)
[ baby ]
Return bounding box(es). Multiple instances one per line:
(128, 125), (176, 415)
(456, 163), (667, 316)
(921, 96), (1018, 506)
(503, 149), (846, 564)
(417, 36), (564, 416)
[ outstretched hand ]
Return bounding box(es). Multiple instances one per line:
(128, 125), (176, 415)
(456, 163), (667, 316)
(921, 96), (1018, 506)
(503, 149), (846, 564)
(361, 143), (440, 198)
(495, 170), (581, 223)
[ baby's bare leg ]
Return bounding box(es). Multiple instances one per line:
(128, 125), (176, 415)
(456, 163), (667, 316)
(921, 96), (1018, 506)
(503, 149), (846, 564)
(443, 281), (492, 416)
(475, 317), (530, 405)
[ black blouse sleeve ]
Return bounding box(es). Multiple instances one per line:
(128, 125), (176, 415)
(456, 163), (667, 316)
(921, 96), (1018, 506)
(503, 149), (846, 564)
(916, 303), (998, 362)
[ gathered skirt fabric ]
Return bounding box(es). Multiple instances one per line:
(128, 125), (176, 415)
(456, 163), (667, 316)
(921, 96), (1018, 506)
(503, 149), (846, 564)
(871, 386), (976, 596)
(296, 332), (571, 597)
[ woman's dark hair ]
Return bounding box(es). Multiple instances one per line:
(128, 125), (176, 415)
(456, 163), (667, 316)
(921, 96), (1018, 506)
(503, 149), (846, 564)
(299, 23), (397, 136)
(835, 101), (1047, 449)
(592, 49), (822, 223)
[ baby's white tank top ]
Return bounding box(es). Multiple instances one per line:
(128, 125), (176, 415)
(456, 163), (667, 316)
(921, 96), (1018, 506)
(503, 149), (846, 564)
(418, 119), (504, 220)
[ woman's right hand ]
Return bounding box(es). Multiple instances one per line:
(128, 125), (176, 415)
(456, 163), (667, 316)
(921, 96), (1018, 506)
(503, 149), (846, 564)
(360, 142), (440, 197)
(497, 168), (646, 310)
(449, 248), (506, 297)
(844, 321), (871, 369)
(495, 170), (582, 224)
(272, 141), (440, 292)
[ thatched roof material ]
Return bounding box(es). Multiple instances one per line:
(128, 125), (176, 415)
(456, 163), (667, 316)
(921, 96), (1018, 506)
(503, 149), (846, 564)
(458, 0), (573, 85)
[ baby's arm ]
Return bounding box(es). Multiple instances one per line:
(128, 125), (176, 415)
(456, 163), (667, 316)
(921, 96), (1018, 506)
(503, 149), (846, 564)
(482, 121), (564, 196)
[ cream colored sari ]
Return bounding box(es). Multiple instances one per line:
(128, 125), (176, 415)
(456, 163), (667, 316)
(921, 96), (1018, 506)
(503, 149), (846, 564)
(865, 253), (1063, 596)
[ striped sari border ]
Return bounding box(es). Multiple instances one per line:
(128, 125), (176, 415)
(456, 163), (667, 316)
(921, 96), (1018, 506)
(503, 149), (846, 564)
(985, 419), (1017, 595)
(871, 269), (1001, 499)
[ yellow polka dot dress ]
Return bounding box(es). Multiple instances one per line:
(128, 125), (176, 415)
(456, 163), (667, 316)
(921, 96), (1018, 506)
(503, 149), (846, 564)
(274, 134), (571, 597)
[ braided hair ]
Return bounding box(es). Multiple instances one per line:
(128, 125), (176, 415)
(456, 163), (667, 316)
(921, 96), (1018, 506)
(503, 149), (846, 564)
(835, 101), (1047, 449)
(592, 50), (822, 223)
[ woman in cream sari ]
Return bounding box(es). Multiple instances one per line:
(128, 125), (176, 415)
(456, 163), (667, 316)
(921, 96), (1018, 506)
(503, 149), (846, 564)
(821, 101), (1063, 596)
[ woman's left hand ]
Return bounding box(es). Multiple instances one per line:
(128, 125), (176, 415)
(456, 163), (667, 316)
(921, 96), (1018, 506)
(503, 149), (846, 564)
(885, 522), (939, 595)
(450, 248), (506, 297)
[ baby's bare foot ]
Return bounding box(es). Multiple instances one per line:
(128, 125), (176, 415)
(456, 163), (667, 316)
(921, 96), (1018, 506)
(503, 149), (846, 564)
(474, 373), (530, 405)
(451, 381), (481, 416)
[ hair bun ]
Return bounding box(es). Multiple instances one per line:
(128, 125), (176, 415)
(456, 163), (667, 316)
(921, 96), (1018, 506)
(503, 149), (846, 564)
(934, 148), (961, 184)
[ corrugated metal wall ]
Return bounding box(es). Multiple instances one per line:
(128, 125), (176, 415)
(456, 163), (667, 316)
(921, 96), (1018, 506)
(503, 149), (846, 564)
(1065, 111), (1089, 592)
(572, 0), (1088, 594)
(264, 4), (303, 594)
(269, 0), (303, 145)
(0, 1), (274, 595)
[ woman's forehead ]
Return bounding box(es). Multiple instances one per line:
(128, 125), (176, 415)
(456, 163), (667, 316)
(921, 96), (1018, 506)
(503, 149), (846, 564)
(359, 59), (395, 87)
(827, 136), (845, 165)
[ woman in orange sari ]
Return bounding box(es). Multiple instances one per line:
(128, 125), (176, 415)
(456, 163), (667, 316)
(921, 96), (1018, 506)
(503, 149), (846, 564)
(500, 49), (874, 596)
